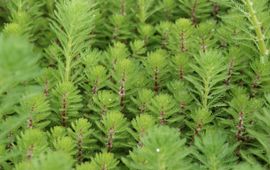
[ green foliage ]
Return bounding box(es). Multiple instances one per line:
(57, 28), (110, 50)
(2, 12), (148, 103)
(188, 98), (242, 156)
(110, 58), (140, 108)
(84, 65), (108, 95)
(168, 18), (194, 54)
(244, 95), (270, 167)
(68, 118), (96, 162)
(76, 152), (118, 170)
(128, 88), (155, 115)
(178, 0), (213, 24)
(51, 82), (83, 126)
(50, 0), (97, 82)
(137, 24), (156, 48)
(135, 0), (157, 24)
(144, 49), (169, 93)
(148, 94), (180, 125)
(193, 128), (238, 170)
(167, 80), (192, 113)
(0, 35), (39, 96)
(188, 108), (214, 139)
(105, 42), (129, 69)
(224, 47), (248, 85)
(105, 13), (133, 43)
(170, 54), (192, 80)
(224, 87), (262, 142)
(0, 35), (41, 166)
(130, 114), (156, 145)
(223, 0), (270, 62)
(88, 90), (120, 118)
(2, 0), (270, 169)
(232, 163), (265, 170)
(0, 1), (9, 30)
(15, 151), (74, 170)
(186, 50), (227, 110)
(195, 20), (217, 52)
(14, 129), (48, 162)
(156, 21), (172, 49)
(95, 111), (130, 152)
(98, 0), (135, 45)
(4, 0), (44, 42)
(249, 61), (270, 95)
(156, 0), (177, 21)
(123, 126), (191, 170)
(16, 92), (51, 129)
(130, 40), (147, 58)
(53, 136), (75, 155)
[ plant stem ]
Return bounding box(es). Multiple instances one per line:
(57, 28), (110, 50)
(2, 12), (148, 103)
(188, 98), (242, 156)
(191, 0), (198, 25)
(202, 77), (210, 110)
(244, 0), (268, 63)
(64, 37), (72, 82)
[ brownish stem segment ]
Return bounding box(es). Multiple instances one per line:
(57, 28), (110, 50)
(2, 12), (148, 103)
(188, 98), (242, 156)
(138, 129), (145, 147)
(191, 123), (202, 144)
(161, 32), (169, 49)
(27, 144), (34, 160)
(120, 0), (126, 16)
(27, 105), (36, 129)
(119, 77), (126, 109)
(179, 66), (184, 80)
(180, 102), (186, 111)
(6, 132), (14, 151)
(102, 165), (108, 170)
(77, 133), (83, 163)
(61, 94), (68, 127)
(225, 60), (234, 85)
(107, 128), (115, 152)
(44, 79), (49, 97)
(92, 80), (98, 94)
(200, 38), (207, 53)
(236, 111), (244, 141)
(251, 74), (260, 97)
(159, 111), (166, 125)
(139, 104), (146, 113)
(154, 67), (159, 94)
(27, 117), (33, 129)
(179, 32), (187, 52)
(191, 0), (198, 25)
(212, 3), (220, 20)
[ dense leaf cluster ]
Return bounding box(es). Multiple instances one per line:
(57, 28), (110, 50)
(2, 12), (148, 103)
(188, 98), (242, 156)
(1, 0), (270, 169)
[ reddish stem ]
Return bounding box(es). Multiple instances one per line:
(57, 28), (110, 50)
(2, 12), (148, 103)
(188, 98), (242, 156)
(44, 79), (49, 97)
(61, 94), (68, 127)
(119, 77), (126, 109)
(179, 32), (187, 52)
(159, 110), (166, 125)
(107, 128), (115, 152)
(236, 111), (244, 141)
(154, 67), (159, 93)
(77, 132), (83, 163)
